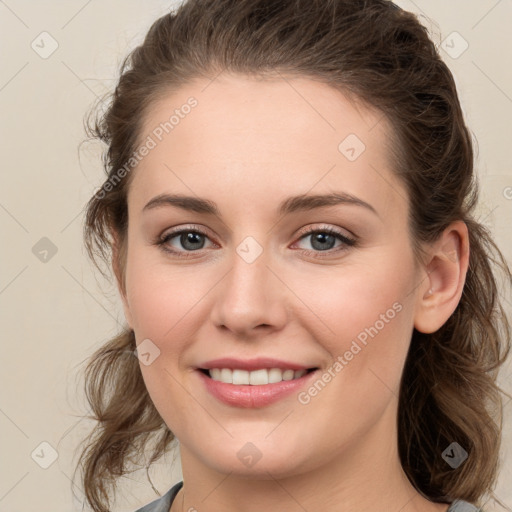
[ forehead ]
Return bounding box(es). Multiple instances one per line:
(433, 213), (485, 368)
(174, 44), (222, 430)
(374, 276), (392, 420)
(130, 73), (407, 221)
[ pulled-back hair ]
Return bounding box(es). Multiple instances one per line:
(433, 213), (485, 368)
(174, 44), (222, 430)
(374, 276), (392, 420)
(75, 1), (512, 511)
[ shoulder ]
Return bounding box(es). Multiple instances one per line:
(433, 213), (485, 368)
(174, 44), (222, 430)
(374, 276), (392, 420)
(447, 499), (483, 512)
(133, 481), (183, 512)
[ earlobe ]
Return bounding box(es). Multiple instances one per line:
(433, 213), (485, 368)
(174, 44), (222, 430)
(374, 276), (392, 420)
(414, 221), (470, 334)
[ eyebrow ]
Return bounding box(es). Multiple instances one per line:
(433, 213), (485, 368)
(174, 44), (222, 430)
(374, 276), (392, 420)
(142, 192), (379, 218)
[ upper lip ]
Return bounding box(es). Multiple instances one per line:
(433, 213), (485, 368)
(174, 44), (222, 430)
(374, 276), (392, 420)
(197, 357), (317, 371)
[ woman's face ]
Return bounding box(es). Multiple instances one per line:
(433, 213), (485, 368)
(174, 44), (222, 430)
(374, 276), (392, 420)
(120, 73), (426, 478)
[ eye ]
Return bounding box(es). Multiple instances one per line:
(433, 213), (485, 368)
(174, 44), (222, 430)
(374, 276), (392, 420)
(155, 226), (216, 258)
(293, 225), (357, 256)
(154, 224), (357, 259)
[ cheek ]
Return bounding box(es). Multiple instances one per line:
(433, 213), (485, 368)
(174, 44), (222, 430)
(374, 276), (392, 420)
(288, 260), (416, 457)
(298, 253), (413, 345)
(292, 250), (416, 397)
(124, 254), (205, 419)
(124, 244), (206, 340)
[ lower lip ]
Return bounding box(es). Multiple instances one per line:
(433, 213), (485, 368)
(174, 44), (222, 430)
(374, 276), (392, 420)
(197, 370), (318, 408)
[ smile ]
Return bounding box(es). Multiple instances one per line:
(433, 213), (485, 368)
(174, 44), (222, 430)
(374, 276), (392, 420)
(203, 367), (316, 385)
(197, 367), (320, 408)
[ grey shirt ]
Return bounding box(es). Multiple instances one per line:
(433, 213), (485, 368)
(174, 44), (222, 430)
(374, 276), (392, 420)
(134, 481), (483, 512)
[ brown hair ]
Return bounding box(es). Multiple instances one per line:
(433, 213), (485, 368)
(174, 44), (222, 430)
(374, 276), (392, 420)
(75, 1), (512, 511)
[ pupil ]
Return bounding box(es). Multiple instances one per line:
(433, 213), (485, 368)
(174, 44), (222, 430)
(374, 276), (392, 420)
(182, 232), (204, 250)
(312, 233), (335, 251)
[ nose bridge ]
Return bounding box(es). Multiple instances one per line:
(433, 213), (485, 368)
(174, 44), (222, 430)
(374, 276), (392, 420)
(210, 236), (287, 335)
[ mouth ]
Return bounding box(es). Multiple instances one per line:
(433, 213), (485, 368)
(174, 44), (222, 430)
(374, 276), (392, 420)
(198, 367), (319, 385)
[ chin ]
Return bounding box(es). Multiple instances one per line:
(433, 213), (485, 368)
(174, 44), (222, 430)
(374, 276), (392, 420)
(191, 437), (314, 479)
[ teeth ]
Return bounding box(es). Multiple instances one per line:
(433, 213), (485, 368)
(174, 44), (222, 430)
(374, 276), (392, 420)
(249, 369), (267, 385)
(233, 369), (250, 385)
(207, 368), (308, 385)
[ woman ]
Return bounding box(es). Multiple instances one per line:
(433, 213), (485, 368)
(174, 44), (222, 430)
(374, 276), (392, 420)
(75, 1), (511, 511)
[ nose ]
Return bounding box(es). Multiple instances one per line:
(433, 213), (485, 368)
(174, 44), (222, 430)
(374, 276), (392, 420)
(209, 245), (288, 339)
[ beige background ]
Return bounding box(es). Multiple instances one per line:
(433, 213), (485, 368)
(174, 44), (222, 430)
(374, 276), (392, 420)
(1, 1), (511, 511)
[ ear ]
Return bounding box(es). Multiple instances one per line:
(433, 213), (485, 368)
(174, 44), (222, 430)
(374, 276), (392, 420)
(111, 230), (133, 329)
(414, 220), (470, 334)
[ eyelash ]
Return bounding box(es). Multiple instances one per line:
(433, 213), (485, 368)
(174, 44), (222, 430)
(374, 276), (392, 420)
(154, 224), (357, 259)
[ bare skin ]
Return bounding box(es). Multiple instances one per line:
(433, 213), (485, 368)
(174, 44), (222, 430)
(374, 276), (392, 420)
(116, 73), (468, 512)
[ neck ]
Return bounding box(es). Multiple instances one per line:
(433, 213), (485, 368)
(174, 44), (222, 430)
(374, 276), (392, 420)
(172, 406), (450, 512)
